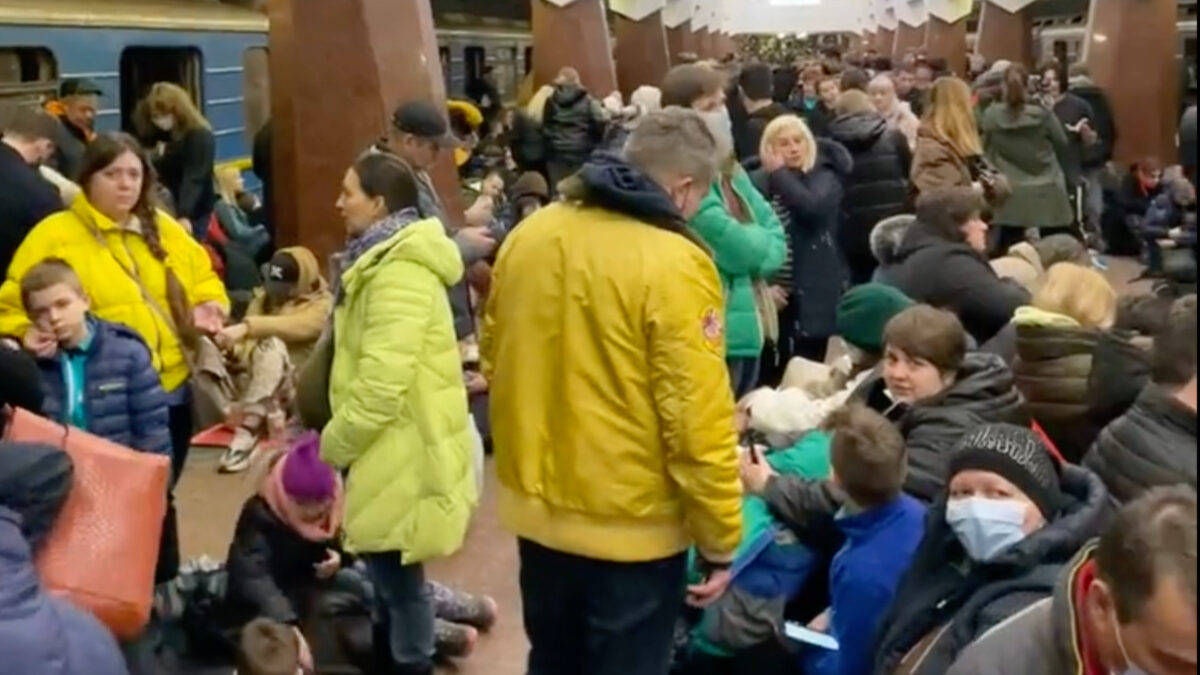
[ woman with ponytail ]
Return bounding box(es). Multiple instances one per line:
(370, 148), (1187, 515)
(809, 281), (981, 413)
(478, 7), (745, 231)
(0, 132), (228, 580)
(980, 63), (1076, 252)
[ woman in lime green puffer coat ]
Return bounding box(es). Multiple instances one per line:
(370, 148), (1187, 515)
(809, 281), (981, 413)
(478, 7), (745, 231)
(688, 164), (788, 396)
(320, 152), (476, 672)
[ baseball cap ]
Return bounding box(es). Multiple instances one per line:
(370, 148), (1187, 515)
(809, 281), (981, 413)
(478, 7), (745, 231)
(391, 100), (458, 147)
(59, 78), (103, 98)
(263, 251), (300, 285)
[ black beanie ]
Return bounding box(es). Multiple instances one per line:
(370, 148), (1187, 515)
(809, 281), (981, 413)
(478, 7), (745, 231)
(948, 424), (1064, 518)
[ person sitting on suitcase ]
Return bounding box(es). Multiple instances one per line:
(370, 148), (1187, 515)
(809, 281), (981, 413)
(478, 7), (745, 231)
(18, 257), (171, 456)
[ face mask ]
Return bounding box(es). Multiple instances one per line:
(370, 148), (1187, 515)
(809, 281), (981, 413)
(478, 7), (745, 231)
(945, 497), (1028, 562)
(698, 108), (734, 160)
(1111, 608), (1149, 675)
(152, 115), (175, 132)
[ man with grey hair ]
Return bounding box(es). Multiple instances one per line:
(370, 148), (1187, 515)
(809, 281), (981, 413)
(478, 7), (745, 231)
(483, 107), (742, 675)
(948, 485), (1197, 675)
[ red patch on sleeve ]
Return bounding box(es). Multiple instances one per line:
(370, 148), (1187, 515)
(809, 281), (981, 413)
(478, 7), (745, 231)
(702, 307), (724, 347)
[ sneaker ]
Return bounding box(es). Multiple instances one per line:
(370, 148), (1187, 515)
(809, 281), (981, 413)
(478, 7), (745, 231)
(435, 587), (498, 631)
(218, 428), (258, 473)
(434, 619), (478, 659)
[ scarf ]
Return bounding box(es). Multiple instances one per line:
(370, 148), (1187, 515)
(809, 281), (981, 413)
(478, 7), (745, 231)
(259, 453), (345, 543)
(331, 207), (421, 301)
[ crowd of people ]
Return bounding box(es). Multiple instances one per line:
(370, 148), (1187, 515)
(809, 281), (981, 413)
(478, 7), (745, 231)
(0, 43), (1195, 675)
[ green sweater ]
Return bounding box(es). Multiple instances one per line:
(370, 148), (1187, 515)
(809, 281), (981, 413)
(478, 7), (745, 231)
(688, 168), (788, 358)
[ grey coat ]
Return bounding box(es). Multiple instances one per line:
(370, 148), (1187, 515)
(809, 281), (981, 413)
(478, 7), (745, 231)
(980, 103), (1075, 229)
(946, 544), (1097, 675)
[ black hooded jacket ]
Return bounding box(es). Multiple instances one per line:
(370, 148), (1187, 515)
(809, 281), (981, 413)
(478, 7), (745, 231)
(827, 111), (913, 283)
(881, 222), (1031, 344)
(542, 84), (603, 165)
(873, 465), (1111, 675)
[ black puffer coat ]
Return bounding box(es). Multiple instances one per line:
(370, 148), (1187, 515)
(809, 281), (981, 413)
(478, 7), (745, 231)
(1083, 384), (1198, 505)
(1086, 329), (1153, 430)
(224, 495), (340, 626)
(873, 465), (1111, 675)
(828, 111), (913, 284)
(856, 352), (1030, 501)
(1012, 321), (1103, 463)
(880, 222), (1031, 344)
(542, 84), (602, 167)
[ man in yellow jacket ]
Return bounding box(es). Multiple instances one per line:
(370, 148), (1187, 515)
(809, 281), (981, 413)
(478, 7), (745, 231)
(482, 108), (743, 675)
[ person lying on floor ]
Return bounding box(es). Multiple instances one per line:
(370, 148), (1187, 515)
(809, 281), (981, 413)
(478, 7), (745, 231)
(0, 442), (128, 675)
(20, 258), (171, 456)
(202, 247), (332, 473)
(223, 433), (497, 668)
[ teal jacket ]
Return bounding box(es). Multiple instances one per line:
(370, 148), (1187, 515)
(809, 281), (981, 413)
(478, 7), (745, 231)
(688, 169), (788, 358)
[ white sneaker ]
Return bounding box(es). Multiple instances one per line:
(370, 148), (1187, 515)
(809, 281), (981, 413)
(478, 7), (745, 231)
(218, 429), (258, 473)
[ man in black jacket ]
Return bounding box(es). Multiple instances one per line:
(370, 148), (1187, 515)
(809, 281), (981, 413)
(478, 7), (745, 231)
(542, 67), (606, 189)
(735, 63), (789, 164)
(45, 78), (100, 181)
(1069, 65), (1118, 239)
(0, 107), (62, 278)
(1085, 295), (1197, 504)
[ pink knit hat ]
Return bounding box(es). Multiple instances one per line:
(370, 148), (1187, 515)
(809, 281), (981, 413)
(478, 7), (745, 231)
(280, 432), (337, 503)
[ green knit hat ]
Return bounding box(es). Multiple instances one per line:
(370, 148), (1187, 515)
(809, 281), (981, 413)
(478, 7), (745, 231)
(836, 284), (915, 353)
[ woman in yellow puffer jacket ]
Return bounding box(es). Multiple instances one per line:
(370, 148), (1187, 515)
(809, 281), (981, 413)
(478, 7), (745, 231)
(0, 132), (228, 580)
(320, 151), (476, 673)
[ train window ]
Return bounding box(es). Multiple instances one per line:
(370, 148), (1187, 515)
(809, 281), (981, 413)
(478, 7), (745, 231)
(1052, 40), (1068, 68)
(464, 46), (486, 90)
(243, 47), (270, 145)
(524, 46), (534, 76)
(439, 46), (451, 93)
(0, 47), (57, 106)
(119, 47), (203, 136)
(492, 48), (517, 103)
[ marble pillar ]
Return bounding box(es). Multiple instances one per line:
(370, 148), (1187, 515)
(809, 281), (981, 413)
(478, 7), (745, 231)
(876, 27), (897, 59)
(531, 0), (618, 94)
(925, 15), (968, 76)
(894, 22), (927, 61)
(613, 10), (671, 96)
(666, 19), (695, 63)
(1086, 0), (1180, 163)
(977, 1), (1034, 67)
(266, 0), (462, 263)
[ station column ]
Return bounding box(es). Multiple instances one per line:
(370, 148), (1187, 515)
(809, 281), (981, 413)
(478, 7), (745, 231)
(612, 1), (670, 96)
(893, 1), (927, 62)
(1086, 0), (1180, 163)
(531, 0), (618, 94)
(976, 0), (1035, 67)
(925, 0), (970, 76)
(266, 0), (463, 262)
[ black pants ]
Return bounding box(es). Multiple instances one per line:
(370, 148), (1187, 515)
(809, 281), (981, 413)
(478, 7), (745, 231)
(156, 402), (192, 583)
(519, 539), (686, 675)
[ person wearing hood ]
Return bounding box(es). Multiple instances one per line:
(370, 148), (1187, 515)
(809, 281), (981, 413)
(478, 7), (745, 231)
(320, 152), (477, 675)
(980, 64), (1075, 252)
(828, 89), (912, 284)
(751, 113), (852, 368)
(989, 264), (1118, 463)
(542, 67), (607, 189)
(947, 486), (1195, 675)
(872, 423), (1111, 675)
(869, 74), (919, 151)
(662, 64), (788, 395)
(482, 109), (742, 675)
(1068, 63), (1119, 235)
(0, 442), (128, 675)
(880, 187), (1031, 345)
(1084, 294), (1197, 505)
(736, 63), (791, 165)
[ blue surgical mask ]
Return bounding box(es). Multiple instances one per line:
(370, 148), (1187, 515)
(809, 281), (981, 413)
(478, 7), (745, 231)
(1112, 608), (1149, 675)
(945, 497), (1028, 562)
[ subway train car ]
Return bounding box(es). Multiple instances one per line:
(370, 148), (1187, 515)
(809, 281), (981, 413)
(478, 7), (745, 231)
(0, 0), (533, 177)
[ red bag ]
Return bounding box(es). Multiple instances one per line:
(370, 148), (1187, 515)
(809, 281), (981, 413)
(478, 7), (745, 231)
(3, 407), (170, 639)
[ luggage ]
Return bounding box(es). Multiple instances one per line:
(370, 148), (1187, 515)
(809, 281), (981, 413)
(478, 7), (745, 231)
(2, 406), (170, 639)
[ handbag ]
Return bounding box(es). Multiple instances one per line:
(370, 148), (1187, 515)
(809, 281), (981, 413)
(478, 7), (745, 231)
(2, 406), (170, 638)
(296, 323), (335, 431)
(968, 155), (1012, 207)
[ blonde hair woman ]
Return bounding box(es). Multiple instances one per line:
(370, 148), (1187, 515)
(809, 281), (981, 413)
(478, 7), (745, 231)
(213, 165), (270, 265)
(911, 77), (983, 195)
(753, 113), (853, 367)
(1007, 262), (1117, 461)
(146, 82), (216, 236)
(828, 89), (914, 283)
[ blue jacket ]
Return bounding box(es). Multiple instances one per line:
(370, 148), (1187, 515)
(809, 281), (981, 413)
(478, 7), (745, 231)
(807, 495), (926, 675)
(1142, 192), (1197, 245)
(38, 317), (171, 455)
(0, 507), (128, 675)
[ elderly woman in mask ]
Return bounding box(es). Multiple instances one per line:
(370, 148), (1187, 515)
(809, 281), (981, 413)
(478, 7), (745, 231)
(661, 63), (787, 396)
(872, 423), (1110, 675)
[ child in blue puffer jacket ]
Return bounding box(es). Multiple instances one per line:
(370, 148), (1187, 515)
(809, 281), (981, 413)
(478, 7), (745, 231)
(20, 258), (171, 456)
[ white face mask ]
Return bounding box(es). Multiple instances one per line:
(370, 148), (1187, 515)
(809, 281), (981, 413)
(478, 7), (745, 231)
(698, 108), (734, 160)
(152, 115), (175, 132)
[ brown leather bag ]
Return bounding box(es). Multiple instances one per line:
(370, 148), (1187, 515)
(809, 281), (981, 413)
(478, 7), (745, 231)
(2, 407), (170, 639)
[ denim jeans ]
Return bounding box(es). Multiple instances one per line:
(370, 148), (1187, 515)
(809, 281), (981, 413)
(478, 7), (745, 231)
(727, 357), (760, 399)
(519, 539), (687, 675)
(362, 553), (435, 672)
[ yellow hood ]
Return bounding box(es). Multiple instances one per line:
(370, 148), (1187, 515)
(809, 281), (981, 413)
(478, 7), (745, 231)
(1013, 305), (1081, 329)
